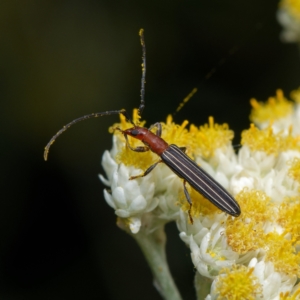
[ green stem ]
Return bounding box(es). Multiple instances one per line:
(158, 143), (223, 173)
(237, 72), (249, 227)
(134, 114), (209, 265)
(118, 218), (182, 300)
(195, 272), (212, 300)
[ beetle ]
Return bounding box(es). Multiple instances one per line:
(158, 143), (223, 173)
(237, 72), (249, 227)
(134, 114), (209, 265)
(44, 29), (241, 223)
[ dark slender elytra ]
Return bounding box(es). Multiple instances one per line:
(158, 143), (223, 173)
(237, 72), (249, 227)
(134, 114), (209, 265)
(44, 29), (241, 222)
(161, 145), (240, 216)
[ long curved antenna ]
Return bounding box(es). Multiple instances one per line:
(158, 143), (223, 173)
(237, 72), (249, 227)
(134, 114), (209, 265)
(138, 28), (146, 120)
(44, 30), (145, 161)
(44, 109), (126, 161)
(174, 88), (198, 115)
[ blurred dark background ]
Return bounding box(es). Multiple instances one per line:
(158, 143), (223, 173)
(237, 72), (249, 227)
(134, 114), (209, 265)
(1, 0), (299, 299)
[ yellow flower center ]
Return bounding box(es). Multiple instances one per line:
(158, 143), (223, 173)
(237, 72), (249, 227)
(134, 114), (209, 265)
(250, 89), (293, 123)
(264, 232), (300, 276)
(278, 197), (300, 245)
(226, 189), (300, 276)
(180, 187), (222, 218)
(110, 109), (156, 171)
(162, 115), (193, 156)
(288, 158), (300, 185)
(215, 265), (262, 300)
(226, 189), (274, 253)
(291, 87), (300, 103)
(279, 0), (300, 19)
(190, 116), (234, 159)
(282, 131), (300, 151)
(241, 124), (281, 155)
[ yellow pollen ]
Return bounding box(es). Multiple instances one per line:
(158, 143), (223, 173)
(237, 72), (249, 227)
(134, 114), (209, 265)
(225, 188), (300, 276)
(226, 219), (265, 254)
(226, 189), (274, 253)
(178, 120), (189, 136)
(288, 158), (300, 185)
(264, 232), (300, 276)
(215, 265), (262, 300)
(109, 109), (155, 170)
(109, 110), (195, 171)
(241, 124), (282, 155)
(281, 132), (300, 151)
(291, 87), (300, 103)
(161, 117), (193, 156)
(249, 89), (293, 123)
(279, 0), (300, 19)
(278, 197), (300, 245)
(207, 248), (226, 260)
(192, 117), (234, 159)
(208, 116), (214, 128)
(117, 147), (156, 171)
(277, 89), (284, 99)
(166, 114), (173, 125)
(250, 98), (260, 109)
(280, 287), (300, 300)
(180, 187), (221, 217)
(133, 108), (140, 124)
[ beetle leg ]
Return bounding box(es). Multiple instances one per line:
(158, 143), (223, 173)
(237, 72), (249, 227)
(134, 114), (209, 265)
(123, 134), (149, 152)
(183, 180), (193, 224)
(148, 122), (162, 137)
(129, 160), (163, 180)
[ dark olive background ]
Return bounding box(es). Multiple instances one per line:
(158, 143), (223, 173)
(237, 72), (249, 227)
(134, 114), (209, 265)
(1, 1), (300, 299)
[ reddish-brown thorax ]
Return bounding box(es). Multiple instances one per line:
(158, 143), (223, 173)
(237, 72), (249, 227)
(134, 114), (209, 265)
(122, 126), (169, 156)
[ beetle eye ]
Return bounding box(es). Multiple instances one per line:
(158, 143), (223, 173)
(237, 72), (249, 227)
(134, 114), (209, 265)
(131, 129), (139, 136)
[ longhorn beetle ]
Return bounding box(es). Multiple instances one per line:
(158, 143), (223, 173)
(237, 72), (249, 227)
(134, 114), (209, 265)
(44, 29), (241, 223)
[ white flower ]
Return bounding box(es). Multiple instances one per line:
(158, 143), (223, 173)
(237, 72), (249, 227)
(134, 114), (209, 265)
(99, 116), (186, 233)
(205, 258), (297, 300)
(99, 149), (159, 233)
(194, 146), (238, 191)
(178, 211), (239, 278)
(177, 89), (300, 299)
(151, 164), (182, 221)
(100, 89), (300, 298)
(277, 1), (300, 43)
(249, 258), (297, 299)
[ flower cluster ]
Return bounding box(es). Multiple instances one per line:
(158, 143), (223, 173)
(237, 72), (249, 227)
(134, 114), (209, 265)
(100, 87), (300, 299)
(277, 0), (300, 43)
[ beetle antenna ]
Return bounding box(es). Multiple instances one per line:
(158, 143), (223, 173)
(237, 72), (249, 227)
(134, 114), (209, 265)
(174, 87), (198, 115)
(173, 45), (239, 117)
(44, 109), (126, 161)
(138, 28), (146, 122)
(120, 110), (136, 126)
(44, 30), (147, 161)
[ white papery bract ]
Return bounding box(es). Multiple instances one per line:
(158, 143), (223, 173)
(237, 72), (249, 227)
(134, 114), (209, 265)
(206, 258), (297, 300)
(178, 89), (300, 299)
(100, 88), (300, 298)
(250, 258), (297, 299)
(99, 117), (186, 233)
(179, 211), (239, 278)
